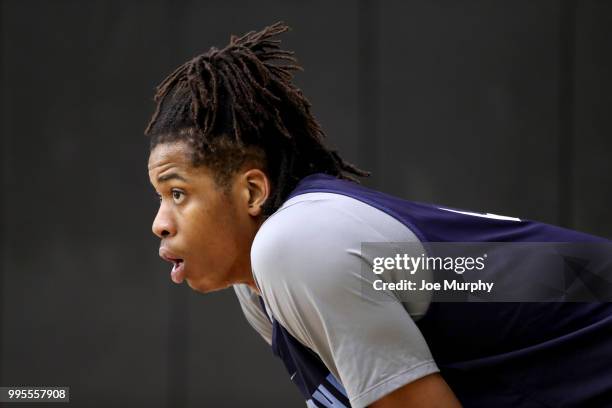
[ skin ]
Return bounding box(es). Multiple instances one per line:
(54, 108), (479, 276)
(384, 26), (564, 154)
(147, 140), (462, 407)
(148, 140), (269, 293)
(370, 373), (462, 408)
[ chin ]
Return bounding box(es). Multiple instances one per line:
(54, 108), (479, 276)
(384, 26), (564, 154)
(185, 277), (229, 294)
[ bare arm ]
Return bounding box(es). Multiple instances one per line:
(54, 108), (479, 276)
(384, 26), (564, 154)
(369, 373), (462, 408)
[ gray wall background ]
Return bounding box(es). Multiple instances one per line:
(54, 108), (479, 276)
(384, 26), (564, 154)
(1, 1), (611, 407)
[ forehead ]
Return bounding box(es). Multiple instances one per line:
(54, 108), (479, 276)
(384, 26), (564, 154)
(148, 141), (194, 172)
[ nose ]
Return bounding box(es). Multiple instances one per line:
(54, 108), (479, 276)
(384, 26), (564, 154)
(152, 205), (176, 238)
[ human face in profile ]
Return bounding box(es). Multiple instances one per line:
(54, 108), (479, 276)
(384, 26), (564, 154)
(148, 141), (268, 293)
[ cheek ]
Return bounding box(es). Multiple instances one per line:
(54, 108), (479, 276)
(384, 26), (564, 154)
(182, 193), (247, 258)
(187, 204), (240, 254)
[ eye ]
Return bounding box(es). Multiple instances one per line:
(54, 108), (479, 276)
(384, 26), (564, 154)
(171, 189), (185, 204)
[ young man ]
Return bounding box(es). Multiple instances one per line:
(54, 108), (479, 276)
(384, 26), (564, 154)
(146, 22), (612, 407)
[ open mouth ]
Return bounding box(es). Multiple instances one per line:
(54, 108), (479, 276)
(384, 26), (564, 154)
(159, 249), (186, 284)
(170, 259), (185, 284)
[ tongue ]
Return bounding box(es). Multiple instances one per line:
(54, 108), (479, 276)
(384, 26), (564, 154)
(171, 261), (185, 284)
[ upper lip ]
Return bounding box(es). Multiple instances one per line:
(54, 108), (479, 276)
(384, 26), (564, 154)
(159, 246), (183, 264)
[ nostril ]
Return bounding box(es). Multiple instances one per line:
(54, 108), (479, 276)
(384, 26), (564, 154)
(161, 229), (170, 237)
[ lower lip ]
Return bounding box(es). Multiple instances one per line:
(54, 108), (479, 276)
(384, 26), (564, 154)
(171, 261), (186, 284)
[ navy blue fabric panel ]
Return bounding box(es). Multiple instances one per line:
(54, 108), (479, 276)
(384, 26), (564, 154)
(270, 321), (350, 407)
(257, 293), (351, 406)
(287, 173), (607, 244)
(417, 302), (612, 407)
(259, 295), (349, 404)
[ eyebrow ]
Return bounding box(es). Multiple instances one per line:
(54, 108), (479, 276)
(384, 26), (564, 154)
(157, 172), (188, 183)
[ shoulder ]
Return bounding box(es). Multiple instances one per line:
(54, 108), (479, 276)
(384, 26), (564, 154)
(253, 193), (358, 256)
(251, 194), (346, 291)
(250, 192), (421, 291)
(257, 191), (418, 241)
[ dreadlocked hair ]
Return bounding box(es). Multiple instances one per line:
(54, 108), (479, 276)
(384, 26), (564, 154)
(145, 21), (369, 216)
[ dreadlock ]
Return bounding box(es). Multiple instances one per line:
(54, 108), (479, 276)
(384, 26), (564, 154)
(145, 21), (369, 216)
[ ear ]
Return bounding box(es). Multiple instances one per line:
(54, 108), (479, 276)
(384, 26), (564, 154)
(241, 169), (270, 217)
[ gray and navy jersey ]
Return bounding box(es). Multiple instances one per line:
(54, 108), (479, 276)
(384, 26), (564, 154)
(235, 191), (437, 407)
(236, 172), (612, 407)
